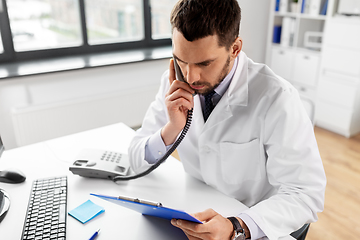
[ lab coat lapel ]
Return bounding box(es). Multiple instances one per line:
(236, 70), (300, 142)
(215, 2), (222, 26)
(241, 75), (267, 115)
(191, 94), (205, 133)
(201, 52), (249, 134)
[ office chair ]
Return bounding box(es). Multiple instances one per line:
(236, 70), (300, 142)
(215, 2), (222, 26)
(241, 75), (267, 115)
(290, 223), (310, 240)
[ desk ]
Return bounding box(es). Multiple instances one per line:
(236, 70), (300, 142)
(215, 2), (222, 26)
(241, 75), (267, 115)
(0, 123), (249, 239)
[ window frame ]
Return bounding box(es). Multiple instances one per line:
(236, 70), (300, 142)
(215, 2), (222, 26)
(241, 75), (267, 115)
(0, 0), (172, 64)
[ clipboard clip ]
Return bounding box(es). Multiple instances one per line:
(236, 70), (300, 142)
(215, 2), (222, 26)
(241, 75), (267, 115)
(117, 195), (163, 207)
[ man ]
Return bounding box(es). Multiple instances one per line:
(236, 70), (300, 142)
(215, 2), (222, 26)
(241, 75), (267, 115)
(128, 0), (326, 239)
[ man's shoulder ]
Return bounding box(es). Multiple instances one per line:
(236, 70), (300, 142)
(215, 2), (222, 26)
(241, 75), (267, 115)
(247, 59), (295, 97)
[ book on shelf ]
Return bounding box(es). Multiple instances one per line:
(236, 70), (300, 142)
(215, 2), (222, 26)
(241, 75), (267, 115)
(301, 0), (306, 13)
(275, 0), (280, 11)
(301, 0), (311, 14)
(303, 0), (328, 16)
(309, 0), (322, 16)
(279, 0), (288, 13)
(273, 25), (282, 43)
(289, 18), (296, 46)
(280, 17), (296, 47)
(320, 0), (328, 15)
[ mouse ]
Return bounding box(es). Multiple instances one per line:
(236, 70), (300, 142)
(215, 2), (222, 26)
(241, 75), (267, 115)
(0, 169), (26, 184)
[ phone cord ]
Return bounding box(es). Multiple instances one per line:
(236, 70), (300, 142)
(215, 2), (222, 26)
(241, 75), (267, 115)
(113, 109), (193, 182)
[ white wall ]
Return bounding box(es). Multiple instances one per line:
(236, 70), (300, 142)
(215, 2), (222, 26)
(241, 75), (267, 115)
(0, 60), (169, 149)
(0, 1), (270, 149)
(238, 0), (271, 64)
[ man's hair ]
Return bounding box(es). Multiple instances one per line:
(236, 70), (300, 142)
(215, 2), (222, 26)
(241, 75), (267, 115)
(170, 0), (241, 50)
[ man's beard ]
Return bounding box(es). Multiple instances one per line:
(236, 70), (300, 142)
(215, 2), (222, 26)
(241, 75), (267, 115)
(189, 56), (231, 96)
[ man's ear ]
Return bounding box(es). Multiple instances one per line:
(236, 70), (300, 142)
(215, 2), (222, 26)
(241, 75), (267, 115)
(230, 37), (242, 59)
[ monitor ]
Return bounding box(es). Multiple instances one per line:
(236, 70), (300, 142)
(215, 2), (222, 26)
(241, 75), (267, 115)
(0, 135), (3, 158)
(0, 135), (11, 223)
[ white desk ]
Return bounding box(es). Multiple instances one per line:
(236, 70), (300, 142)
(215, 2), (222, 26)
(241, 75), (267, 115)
(0, 123), (248, 239)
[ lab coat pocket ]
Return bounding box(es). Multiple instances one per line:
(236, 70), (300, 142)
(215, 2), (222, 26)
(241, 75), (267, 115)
(220, 138), (261, 185)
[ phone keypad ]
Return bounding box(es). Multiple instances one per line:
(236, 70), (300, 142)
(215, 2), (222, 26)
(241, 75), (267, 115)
(100, 151), (122, 163)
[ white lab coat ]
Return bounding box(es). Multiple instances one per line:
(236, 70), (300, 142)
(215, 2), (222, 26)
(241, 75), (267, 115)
(128, 52), (326, 240)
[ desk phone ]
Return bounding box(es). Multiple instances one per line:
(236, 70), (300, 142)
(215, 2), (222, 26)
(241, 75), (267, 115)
(69, 149), (130, 179)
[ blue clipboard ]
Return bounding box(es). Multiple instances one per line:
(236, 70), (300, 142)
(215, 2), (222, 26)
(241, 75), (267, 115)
(91, 193), (203, 224)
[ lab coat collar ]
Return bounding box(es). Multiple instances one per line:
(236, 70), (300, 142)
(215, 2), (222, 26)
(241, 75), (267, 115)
(226, 51), (249, 107)
(195, 51), (249, 132)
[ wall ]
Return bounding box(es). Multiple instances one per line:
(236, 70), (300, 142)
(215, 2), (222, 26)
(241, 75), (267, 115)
(0, 1), (270, 149)
(0, 60), (168, 149)
(238, 0), (271, 63)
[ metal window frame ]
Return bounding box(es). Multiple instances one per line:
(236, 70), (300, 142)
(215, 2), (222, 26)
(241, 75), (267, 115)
(0, 0), (15, 62)
(0, 0), (172, 64)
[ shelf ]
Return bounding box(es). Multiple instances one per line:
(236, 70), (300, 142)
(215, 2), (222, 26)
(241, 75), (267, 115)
(296, 47), (321, 54)
(271, 44), (321, 54)
(332, 14), (360, 23)
(300, 14), (327, 20)
(274, 12), (298, 18)
(274, 12), (327, 20)
(271, 43), (293, 49)
(267, 0), (332, 79)
(270, 0), (360, 137)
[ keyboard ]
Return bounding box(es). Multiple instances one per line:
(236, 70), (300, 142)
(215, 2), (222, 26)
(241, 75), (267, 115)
(21, 176), (68, 240)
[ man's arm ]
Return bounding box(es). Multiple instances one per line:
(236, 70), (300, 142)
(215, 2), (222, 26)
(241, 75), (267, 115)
(242, 86), (326, 239)
(161, 59), (195, 145)
(128, 59), (194, 172)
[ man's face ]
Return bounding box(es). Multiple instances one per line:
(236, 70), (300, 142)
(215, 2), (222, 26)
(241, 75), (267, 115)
(172, 28), (234, 95)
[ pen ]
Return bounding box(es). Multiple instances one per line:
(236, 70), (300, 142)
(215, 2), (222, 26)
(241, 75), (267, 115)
(89, 229), (100, 240)
(117, 195), (163, 207)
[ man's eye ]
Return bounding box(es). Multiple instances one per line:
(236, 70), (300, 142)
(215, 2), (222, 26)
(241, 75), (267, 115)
(200, 62), (211, 67)
(179, 62), (186, 67)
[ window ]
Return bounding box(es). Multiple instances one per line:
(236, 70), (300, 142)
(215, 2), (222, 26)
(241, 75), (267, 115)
(85, 0), (144, 45)
(0, 0), (173, 65)
(150, 0), (178, 39)
(0, 30), (3, 53)
(7, 0), (83, 52)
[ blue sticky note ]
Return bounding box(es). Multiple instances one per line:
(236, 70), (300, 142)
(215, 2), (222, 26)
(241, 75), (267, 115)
(68, 200), (105, 224)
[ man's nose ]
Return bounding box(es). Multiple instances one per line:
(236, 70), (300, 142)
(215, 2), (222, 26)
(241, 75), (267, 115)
(186, 65), (201, 84)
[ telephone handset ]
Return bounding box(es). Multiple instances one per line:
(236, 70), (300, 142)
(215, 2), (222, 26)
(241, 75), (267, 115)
(70, 58), (193, 182)
(173, 57), (185, 82)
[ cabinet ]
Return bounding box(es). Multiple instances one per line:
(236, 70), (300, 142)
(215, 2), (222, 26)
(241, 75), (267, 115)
(315, 17), (360, 137)
(266, 0), (332, 101)
(266, 1), (360, 137)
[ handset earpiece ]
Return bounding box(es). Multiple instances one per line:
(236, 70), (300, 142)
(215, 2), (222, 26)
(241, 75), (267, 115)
(173, 57), (185, 83)
(173, 57), (196, 97)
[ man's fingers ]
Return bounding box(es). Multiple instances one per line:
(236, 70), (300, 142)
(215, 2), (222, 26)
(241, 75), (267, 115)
(169, 58), (176, 84)
(167, 88), (194, 107)
(171, 219), (209, 234)
(167, 80), (195, 97)
(192, 208), (218, 222)
(172, 210), (234, 240)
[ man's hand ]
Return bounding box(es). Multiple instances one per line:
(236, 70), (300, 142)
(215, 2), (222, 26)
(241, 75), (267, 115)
(171, 209), (236, 240)
(161, 59), (195, 145)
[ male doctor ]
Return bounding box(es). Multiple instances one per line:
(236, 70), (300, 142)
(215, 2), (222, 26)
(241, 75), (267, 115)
(128, 0), (326, 239)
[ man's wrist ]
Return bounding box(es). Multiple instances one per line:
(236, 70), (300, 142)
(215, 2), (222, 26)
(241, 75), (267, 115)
(161, 123), (182, 146)
(237, 217), (251, 239)
(228, 217), (250, 240)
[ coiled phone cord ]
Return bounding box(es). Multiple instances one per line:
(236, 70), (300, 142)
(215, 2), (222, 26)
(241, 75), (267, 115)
(112, 109), (193, 182)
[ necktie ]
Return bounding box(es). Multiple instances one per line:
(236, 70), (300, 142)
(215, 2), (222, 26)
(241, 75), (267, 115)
(203, 90), (216, 122)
